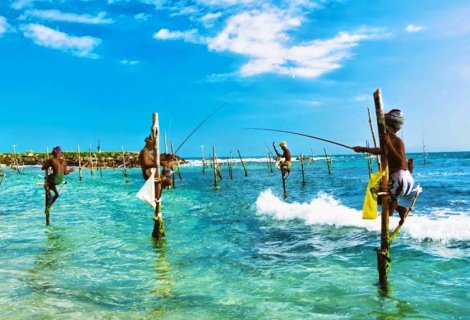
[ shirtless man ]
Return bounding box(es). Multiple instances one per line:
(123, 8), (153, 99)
(353, 109), (414, 225)
(273, 140), (292, 179)
(42, 146), (74, 215)
(139, 136), (174, 190)
(139, 136), (155, 180)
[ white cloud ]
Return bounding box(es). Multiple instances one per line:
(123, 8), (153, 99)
(135, 13), (151, 21)
(406, 24), (425, 33)
(11, 0), (36, 10)
(354, 94), (370, 102)
(0, 16), (12, 35)
(206, 9), (378, 78)
(196, 0), (258, 7)
(22, 10), (114, 24)
(153, 28), (201, 43)
(202, 12), (222, 23)
(170, 6), (199, 17)
(208, 10), (300, 56)
(21, 23), (102, 58)
(119, 59), (140, 65)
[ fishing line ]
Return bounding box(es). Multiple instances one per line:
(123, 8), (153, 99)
(174, 103), (226, 154)
(246, 128), (354, 150)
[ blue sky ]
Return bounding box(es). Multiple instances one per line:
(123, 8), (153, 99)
(1, 0), (469, 157)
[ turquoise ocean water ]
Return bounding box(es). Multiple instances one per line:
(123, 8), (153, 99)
(1, 152), (469, 319)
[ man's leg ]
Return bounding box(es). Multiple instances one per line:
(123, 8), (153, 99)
(285, 167), (291, 177)
(389, 198), (408, 225)
(44, 182), (52, 206)
(47, 186), (59, 207)
(281, 167), (287, 179)
(396, 205), (409, 225)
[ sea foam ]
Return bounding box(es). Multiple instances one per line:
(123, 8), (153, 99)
(255, 189), (470, 243)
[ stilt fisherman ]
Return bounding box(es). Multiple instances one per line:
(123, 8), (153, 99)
(353, 109), (414, 225)
(42, 146), (74, 222)
(273, 140), (292, 179)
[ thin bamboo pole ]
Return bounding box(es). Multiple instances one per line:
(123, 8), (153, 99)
(201, 145), (206, 174)
(368, 107), (381, 171)
(12, 145), (20, 174)
(366, 141), (372, 178)
(122, 145), (129, 183)
(164, 131), (168, 155)
(152, 113), (164, 240)
(373, 89), (391, 291)
(171, 142), (182, 181)
(212, 146), (218, 188)
(89, 144), (94, 176)
(228, 152), (233, 179)
(324, 148), (331, 175)
(97, 139), (103, 178)
(78, 145), (83, 181)
(267, 149), (274, 173)
(281, 166), (287, 198)
(300, 152), (306, 185)
(307, 148), (315, 167)
(237, 149), (248, 177)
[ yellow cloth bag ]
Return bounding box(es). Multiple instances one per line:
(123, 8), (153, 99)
(362, 171), (384, 219)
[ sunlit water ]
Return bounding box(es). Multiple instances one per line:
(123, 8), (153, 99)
(1, 152), (469, 319)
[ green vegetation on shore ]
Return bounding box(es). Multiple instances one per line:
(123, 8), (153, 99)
(0, 151), (186, 168)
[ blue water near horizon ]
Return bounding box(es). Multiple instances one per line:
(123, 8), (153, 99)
(1, 151), (469, 319)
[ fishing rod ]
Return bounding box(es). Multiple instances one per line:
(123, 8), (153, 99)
(247, 128), (354, 150)
(174, 103), (226, 154)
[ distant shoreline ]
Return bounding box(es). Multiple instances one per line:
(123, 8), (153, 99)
(0, 152), (186, 168)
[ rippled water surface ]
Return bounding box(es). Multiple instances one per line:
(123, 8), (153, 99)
(1, 152), (469, 319)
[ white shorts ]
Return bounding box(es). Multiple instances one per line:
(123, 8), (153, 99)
(389, 169), (414, 198)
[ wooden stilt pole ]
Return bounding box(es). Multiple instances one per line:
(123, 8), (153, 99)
(121, 145), (129, 183)
(307, 148), (315, 167)
(324, 148), (331, 175)
(78, 145), (83, 181)
(368, 107), (381, 171)
(213, 146), (218, 188)
(97, 139), (103, 178)
(89, 144), (94, 176)
(201, 145), (206, 174)
(373, 89), (391, 291)
(12, 145), (20, 174)
(152, 113), (164, 240)
(300, 152), (306, 185)
(237, 149), (248, 177)
(44, 160), (50, 225)
(171, 142), (177, 189)
(164, 131), (168, 155)
(366, 141), (372, 178)
(267, 149), (274, 173)
(171, 142), (182, 181)
(281, 167), (287, 198)
(228, 152), (233, 179)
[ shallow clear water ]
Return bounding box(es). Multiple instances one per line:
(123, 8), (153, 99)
(1, 152), (469, 319)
